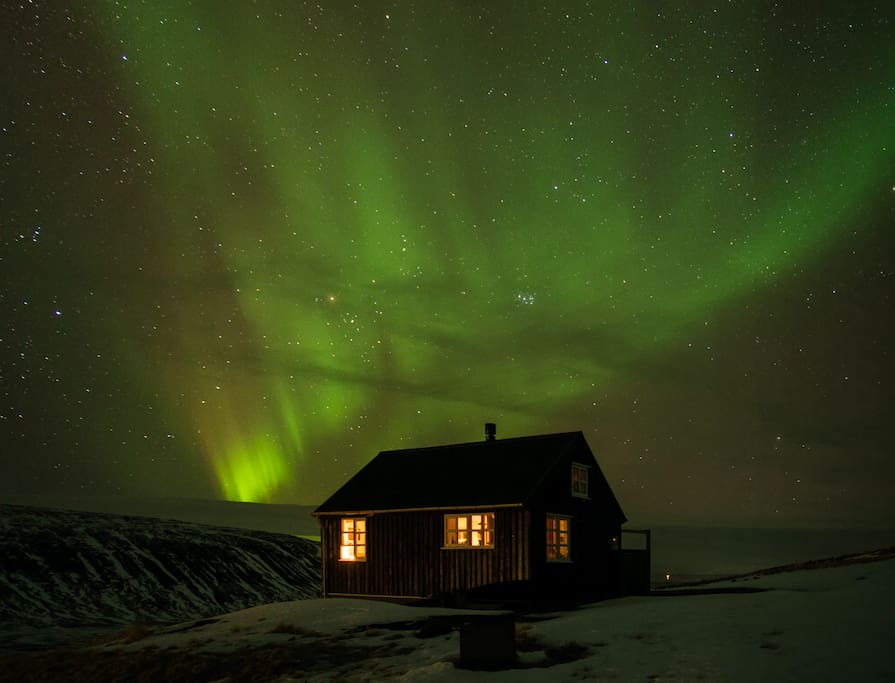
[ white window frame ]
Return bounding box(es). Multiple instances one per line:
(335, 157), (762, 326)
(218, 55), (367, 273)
(546, 513), (572, 562)
(443, 512), (495, 549)
(339, 517), (367, 562)
(571, 463), (590, 498)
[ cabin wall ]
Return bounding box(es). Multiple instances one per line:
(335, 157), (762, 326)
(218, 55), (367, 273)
(527, 505), (621, 599)
(319, 508), (530, 599)
(439, 508), (530, 597)
(527, 448), (624, 599)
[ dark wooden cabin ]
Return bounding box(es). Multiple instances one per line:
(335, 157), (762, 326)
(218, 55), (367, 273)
(313, 426), (635, 603)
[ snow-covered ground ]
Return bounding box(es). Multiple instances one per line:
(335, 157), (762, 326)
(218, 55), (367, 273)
(72, 552), (892, 682)
(3, 503), (893, 680)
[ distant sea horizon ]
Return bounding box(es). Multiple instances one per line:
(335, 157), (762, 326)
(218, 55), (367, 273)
(641, 525), (895, 586)
(3, 493), (893, 589)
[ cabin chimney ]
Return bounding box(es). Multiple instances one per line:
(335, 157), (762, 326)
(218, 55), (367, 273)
(485, 423), (496, 441)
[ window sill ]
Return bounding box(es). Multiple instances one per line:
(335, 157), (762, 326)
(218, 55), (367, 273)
(338, 558), (367, 563)
(440, 545), (495, 550)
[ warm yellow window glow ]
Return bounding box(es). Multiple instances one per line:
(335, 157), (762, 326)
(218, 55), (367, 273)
(444, 513), (494, 548)
(546, 514), (572, 561)
(340, 517), (366, 561)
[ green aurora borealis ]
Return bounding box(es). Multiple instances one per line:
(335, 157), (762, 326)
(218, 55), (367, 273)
(3, 2), (893, 526)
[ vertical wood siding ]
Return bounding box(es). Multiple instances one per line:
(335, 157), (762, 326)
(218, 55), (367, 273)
(321, 508), (530, 598)
(318, 439), (628, 601)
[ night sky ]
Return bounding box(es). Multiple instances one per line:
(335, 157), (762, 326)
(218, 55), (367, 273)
(2, 2), (893, 528)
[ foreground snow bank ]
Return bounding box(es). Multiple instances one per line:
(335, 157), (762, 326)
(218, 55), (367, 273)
(89, 555), (895, 682)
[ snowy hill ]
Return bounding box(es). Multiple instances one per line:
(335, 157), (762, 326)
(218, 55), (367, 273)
(0, 504), (320, 644)
(0, 494), (320, 537)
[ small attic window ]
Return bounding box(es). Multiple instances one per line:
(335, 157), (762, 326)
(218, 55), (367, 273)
(340, 517), (366, 561)
(571, 463), (589, 498)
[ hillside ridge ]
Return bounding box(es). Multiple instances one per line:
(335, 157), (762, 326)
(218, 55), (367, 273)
(0, 504), (320, 644)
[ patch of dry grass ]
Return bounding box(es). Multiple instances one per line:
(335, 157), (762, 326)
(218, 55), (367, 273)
(515, 623), (541, 652)
(93, 622), (155, 646)
(544, 641), (589, 665)
(0, 638), (379, 683)
(267, 622), (313, 636)
(513, 623), (591, 668)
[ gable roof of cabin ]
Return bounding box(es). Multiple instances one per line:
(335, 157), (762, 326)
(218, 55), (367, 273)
(314, 431), (625, 520)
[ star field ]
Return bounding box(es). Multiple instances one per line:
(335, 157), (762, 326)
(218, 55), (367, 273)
(1, 1), (893, 527)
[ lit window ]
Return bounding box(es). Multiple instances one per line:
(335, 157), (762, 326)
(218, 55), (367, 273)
(571, 463), (589, 498)
(340, 517), (366, 561)
(546, 514), (571, 561)
(444, 513), (494, 548)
